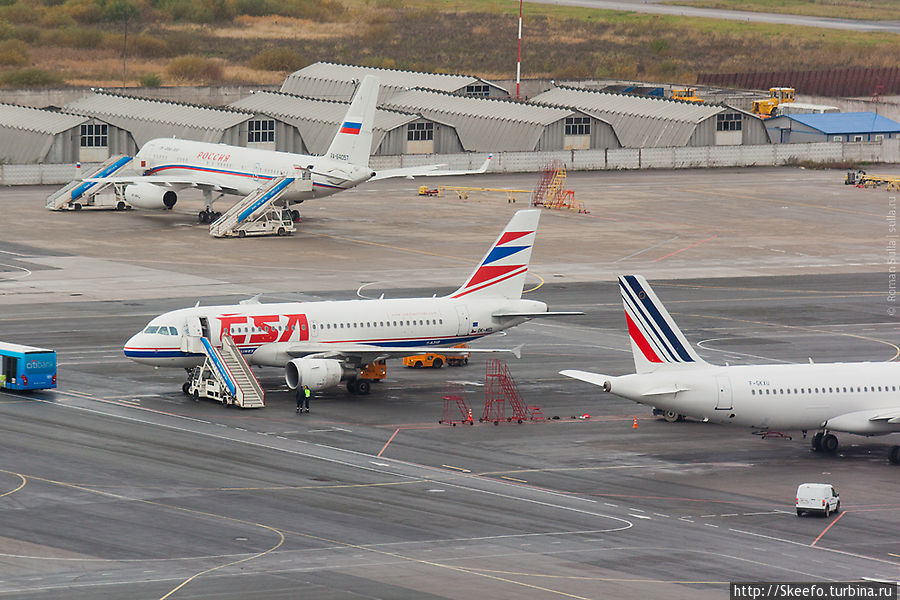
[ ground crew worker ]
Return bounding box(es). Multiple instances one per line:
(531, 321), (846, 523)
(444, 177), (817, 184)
(296, 385), (310, 413)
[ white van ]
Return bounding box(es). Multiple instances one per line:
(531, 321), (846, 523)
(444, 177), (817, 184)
(796, 483), (840, 517)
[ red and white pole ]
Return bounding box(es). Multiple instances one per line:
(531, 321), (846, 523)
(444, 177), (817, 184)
(516, 0), (523, 100)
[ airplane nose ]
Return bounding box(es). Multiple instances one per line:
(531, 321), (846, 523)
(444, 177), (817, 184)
(123, 332), (143, 359)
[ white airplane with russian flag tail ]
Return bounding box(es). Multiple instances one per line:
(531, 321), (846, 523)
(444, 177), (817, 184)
(561, 274), (900, 464)
(124, 209), (581, 395)
(83, 75), (490, 222)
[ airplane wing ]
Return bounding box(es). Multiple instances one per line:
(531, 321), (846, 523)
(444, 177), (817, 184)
(253, 341), (521, 367)
(825, 407), (900, 434)
(559, 369), (611, 388)
(369, 154), (493, 181)
(86, 175), (241, 195)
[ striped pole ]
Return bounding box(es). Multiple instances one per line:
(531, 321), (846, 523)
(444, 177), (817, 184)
(516, 0), (523, 100)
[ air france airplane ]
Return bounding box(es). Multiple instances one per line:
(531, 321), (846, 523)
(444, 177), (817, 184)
(561, 275), (900, 464)
(125, 209), (581, 395)
(90, 75), (489, 222)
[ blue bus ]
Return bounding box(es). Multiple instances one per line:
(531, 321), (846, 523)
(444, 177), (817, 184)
(0, 342), (57, 391)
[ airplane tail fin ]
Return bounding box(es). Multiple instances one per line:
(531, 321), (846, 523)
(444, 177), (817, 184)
(325, 75), (379, 167)
(619, 275), (708, 373)
(449, 209), (540, 300)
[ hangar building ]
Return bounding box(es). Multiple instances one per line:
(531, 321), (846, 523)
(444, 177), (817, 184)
(381, 88), (620, 153)
(63, 92), (275, 154)
(531, 86), (770, 147)
(229, 91), (425, 155)
(281, 62), (510, 103)
(0, 103), (117, 163)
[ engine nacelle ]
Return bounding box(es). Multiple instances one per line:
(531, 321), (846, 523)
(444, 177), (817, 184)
(285, 358), (343, 392)
(124, 182), (177, 210)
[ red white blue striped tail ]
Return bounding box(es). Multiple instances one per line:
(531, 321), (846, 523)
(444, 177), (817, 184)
(619, 275), (707, 373)
(450, 210), (540, 299)
(325, 75), (378, 166)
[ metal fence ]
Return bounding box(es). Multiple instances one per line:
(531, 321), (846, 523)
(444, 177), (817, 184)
(3, 140), (897, 186)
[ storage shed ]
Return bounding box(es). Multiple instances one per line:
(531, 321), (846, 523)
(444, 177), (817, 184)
(765, 112), (900, 143)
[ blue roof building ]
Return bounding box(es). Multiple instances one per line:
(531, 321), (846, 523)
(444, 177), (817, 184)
(766, 112), (900, 143)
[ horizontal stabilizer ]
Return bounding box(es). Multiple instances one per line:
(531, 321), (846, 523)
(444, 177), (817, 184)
(559, 369), (612, 388)
(641, 385), (690, 396)
(492, 310), (584, 318)
(370, 154), (492, 181)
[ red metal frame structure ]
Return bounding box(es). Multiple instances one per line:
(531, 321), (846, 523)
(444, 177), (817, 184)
(440, 382), (472, 426)
(482, 360), (542, 424)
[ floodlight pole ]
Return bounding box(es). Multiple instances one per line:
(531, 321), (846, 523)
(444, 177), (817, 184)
(516, 0), (523, 100)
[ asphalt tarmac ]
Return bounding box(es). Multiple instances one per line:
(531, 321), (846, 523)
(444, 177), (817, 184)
(0, 168), (898, 599)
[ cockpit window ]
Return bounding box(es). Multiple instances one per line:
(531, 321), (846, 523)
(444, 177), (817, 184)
(144, 326), (160, 334)
(168, 327), (178, 335)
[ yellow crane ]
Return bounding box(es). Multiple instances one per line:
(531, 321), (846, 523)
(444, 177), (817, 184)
(752, 87), (795, 119)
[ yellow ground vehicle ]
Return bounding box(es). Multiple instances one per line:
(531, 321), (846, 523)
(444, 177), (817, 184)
(402, 346), (469, 368)
(672, 88), (704, 103)
(752, 87), (795, 118)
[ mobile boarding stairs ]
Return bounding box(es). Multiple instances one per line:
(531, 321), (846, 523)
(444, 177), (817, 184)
(45, 155), (134, 211)
(208, 172), (312, 239)
(182, 335), (265, 408)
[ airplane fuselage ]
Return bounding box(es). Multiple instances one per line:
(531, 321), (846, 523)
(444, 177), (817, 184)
(125, 296), (544, 369)
(136, 138), (375, 204)
(607, 361), (900, 434)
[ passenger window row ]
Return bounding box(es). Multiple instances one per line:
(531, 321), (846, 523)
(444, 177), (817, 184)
(751, 385), (897, 395)
(313, 319), (443, 331)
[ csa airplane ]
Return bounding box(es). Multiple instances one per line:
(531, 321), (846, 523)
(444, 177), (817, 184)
(561, 275), (900, 464)
(89, 75), (489, 222)
(125, 209), (580, 394)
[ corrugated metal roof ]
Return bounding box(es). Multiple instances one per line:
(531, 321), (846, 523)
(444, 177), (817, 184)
(281, 62), (505, 102)
(229, 91), (417, 154)
(65, 92), (252, 146)
(785, 112), (900, 134)
(0, 103), (86, 135)
(383, 89), (575, 151)
(531, 86), (725, 147)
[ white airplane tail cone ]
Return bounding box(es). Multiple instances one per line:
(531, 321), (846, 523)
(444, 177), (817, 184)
(449, 209), (540, 300)
(325, 75), (379, 167)
(619, 275), (708, 373)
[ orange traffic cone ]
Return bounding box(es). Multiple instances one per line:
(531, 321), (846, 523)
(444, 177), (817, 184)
(632, 416), (638, 429)
(467, 409), (473, 423)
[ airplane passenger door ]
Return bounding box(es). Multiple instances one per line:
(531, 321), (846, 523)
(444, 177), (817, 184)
(455, 305), (470, 336)
(186, 316), (202, 338)
(310, 320), (319, 338)
(715, 375), (733, 410)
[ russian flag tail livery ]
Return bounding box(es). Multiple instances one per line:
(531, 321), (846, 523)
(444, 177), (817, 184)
(325, 75), (378, 167)
(449, 209), (540, 300)
(619, 274), (707, 373)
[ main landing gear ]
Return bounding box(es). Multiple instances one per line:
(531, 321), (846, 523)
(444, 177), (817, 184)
(888, 446), (900, 465)
(198, 208), (222, 224)
(346, 379), (372, 395)
(811, 431), (839, 453)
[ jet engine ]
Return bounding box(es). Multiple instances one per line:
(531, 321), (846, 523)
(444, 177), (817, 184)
(124, 183), (177, 210)
(285, 358), (343, 392)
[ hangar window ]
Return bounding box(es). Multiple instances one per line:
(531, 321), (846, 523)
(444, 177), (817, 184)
(875, 135), (884, 142)
(80, 123), (108, 147)
(565, 116), (590, 136)
(248, 119), (275, 143)
(716, 113), (742, 132)
(853, 135), (864, 142)
(408, 122), (434, 141)
(833, 136), (843, 142)
(465, 84), (490, 97)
